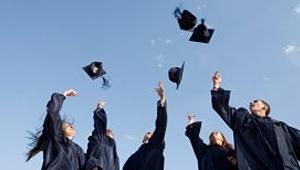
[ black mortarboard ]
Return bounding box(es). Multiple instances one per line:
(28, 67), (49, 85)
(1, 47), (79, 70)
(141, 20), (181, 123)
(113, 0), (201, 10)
(82, 61), (106, 80)
(174, 8), (197, 31)
(168, 61), (185, 89)
(189, 18), (214, 43)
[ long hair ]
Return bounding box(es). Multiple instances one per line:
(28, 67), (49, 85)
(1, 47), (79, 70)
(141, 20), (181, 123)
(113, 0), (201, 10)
(26, 128), (46, 161)
(209, 131), (233, 150)
(26, 116), (74, 161)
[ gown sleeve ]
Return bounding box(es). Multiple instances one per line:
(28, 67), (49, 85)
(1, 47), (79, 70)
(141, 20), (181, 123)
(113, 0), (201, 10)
(147, 101), (167, 147)
(42, 93), (66, 142)
(185, 121), (208, 160)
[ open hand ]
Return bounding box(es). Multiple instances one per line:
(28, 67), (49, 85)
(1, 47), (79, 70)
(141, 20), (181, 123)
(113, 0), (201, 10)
(97, 100), (106, 109)
(63, 89), (78, 97)
(212, 71), (221, 89)
(155, 81), (165, 101)
(188, 113), (196, 125)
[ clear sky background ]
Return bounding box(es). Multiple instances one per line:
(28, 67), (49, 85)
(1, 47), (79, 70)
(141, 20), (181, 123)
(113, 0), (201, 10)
(0, 0), (300, 169)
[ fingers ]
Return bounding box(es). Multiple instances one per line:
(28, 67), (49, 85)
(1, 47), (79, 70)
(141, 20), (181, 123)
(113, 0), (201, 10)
(155, 80), (164, 94)
(158, 80), (163, 88)
(188, 113), (195, 124)
(213, 71), (221, 79)
(64, 89), (78, 97)
(214, 71), (220, 78)
(97, 100), (106, 109)
(188, 113), (196, 120)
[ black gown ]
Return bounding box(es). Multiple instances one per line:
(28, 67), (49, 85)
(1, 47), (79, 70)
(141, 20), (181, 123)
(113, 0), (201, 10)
(123, 101), (167, 170)
(211, 88), (300, 170)
(41, 93), (85, 170)
(185, 121), (238, 170)
(84, 107), (119, 170)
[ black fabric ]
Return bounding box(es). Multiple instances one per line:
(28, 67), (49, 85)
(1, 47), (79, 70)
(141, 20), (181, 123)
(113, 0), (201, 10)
(123, 101), (167, 170)
(84, 108), (119, 170)
(41, 93), (85, 170)
(211, 88), (300, 170)
(185, 121), (238, 170)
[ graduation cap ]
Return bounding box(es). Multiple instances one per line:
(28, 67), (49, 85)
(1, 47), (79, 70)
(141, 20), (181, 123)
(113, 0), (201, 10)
(189, 18), (214, 43)
(174, 7), (197, 31)
(82, 61), (106, 80)
(101, 77), (111, 89)
(168, 61), (185, 90)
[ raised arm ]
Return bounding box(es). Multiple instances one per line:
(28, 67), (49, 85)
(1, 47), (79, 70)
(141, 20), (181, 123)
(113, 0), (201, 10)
(42, 89), (77, 141)
(92, 100), (107, 137)
(211, 72), (241, 129)
(148, 81), (167, 147)
(185, 117), (207, 161)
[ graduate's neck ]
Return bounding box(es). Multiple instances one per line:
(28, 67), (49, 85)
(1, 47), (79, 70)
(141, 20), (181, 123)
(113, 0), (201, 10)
(251, 111), (267, 118)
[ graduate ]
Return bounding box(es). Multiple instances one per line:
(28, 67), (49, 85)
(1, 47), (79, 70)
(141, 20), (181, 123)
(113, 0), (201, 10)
(26, 89), (85, 170)
(185, 114), (237, 170)
(84, 100), (119, 170)
(211, 72), (300, 170)
(123, 81), (167, 170)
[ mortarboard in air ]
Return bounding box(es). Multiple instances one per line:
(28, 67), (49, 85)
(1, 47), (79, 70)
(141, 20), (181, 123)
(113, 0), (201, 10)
(174, 7), (197, 31)
(101, 77), (111, 89)
(189, 18), (214, 43)
(82, 61), (106, 80)
(168, 61), (185, 90)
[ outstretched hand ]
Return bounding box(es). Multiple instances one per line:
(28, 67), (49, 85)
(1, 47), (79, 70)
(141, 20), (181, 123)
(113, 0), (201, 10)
(212, 71), (221, 89)
(97, 100), (106, 109)
(63, 89), (78, 97)
(188, 113), (196, 125)
(155, 81), (166, 105)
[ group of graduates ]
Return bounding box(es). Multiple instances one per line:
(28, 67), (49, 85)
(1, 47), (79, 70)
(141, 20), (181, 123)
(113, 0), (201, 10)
(26, 72), (300, 170)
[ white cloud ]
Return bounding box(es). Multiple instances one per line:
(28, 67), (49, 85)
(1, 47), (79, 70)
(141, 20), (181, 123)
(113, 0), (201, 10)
(283, 43), (300, 69)
(282, 43), (300, 56)
(123, 134), (139, 142)
(164, 39), (172, 44)
(150, 38), (173, 45)
(196, 4), (207, 11)
(150, 39), (156, 45)
(294, 2), (300, 14)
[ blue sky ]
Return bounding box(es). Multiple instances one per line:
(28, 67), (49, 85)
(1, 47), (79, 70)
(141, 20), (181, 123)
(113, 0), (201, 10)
(0, 0), (300, 169)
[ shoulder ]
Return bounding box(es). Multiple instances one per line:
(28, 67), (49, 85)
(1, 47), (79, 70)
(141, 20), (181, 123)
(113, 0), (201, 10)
(233, 107), (250, 121)
(71, 141), (84, 152)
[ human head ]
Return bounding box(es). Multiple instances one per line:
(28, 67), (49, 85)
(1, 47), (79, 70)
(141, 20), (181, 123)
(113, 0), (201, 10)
(143, 132), (153, 143)
(62, 122), (76, 140)
(249, 99), (270, 117)
(209, 131), (232, 149)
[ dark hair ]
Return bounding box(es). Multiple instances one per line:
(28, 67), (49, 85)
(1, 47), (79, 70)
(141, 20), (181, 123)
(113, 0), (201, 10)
(26, 118), (71, 161)
(261, 100), (270, 115)
(209, 132), (233, 150)
(26, 129), (46, 161)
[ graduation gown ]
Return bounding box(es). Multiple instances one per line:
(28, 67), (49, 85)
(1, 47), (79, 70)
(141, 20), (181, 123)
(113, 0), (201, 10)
(84, 108), (120, 170)
(211, 88), (300, 170)
(41, 93), (85, 170)
(185, 121), (238, 170)
(123, 101), (167, 170)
